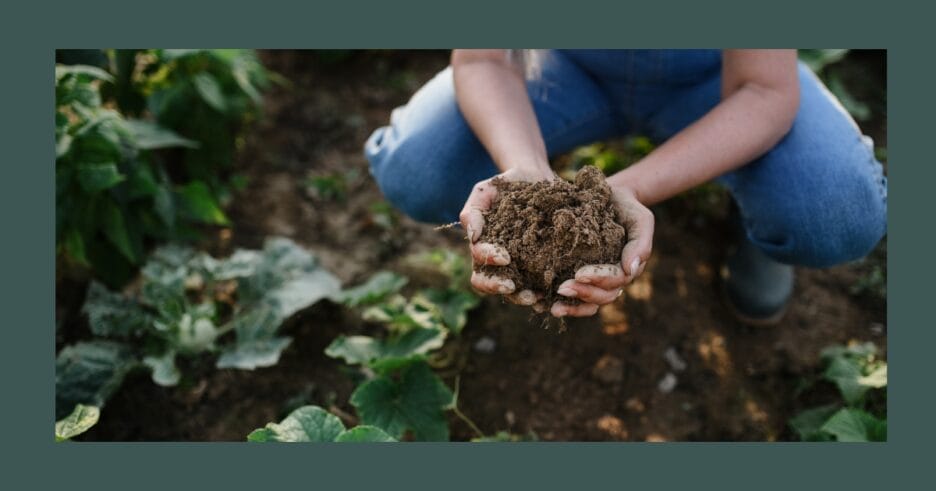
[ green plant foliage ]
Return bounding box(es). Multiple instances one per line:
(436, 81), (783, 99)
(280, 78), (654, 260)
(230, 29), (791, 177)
(820, 342), (887, 405)
(82, 281), (153, 337)
(788, 404), (838, 441)
(247, 405), (396, 442)
(326, 327), (447, 372)
(57, 50), (271, 287)
(142, 49), (270, 188)
(350, 361), (454, 441)
(416, 288), (480, 335)
(68, 237), (339, 394)
(798, 49), (850, 73)
(336, 271), (409, 307)
(55, 340), (137, 419)
(789, 342), (887, 442)
(820, 408), (887, 442)
(55, 404), (101, 442)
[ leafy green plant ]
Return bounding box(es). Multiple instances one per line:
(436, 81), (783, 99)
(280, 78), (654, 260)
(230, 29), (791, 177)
(134, 49), (271, 190)
(57, 237), (339, 418)
(324, 249), (482, 441)
(248, 405), (396, 442)
(55, 404), (101, 442)
(789, 342), (887, 442)
(57, 50), (271, 286)
(56, 65), (202, 285)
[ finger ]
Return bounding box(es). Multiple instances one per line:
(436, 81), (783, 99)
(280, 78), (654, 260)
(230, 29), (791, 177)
(506, 289), (541, 306)
(470, 242), (510, 266)
(620, 206), (654, 279)
(574, 264), (627, 290)
(470, 271), (515, 295)
(556, 279), (621, 305)
(458, 180), (498, 243)
(550, 301), (600, 318)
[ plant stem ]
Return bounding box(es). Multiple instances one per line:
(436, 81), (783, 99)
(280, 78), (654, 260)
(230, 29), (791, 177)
(451, 375), (484, 438)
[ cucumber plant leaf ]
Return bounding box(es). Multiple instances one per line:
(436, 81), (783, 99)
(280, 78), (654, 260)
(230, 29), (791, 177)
(336, 271), (408, 307)
(55, 404), (101, 442)
(142, 350), (181, 386)
(216, 337), (292, 370)
(56, 340), (137, 419)
(350, 361), (454, 441)
(789, 404), (839, 441)
(417, 288), (480, 335)
(820, 408), (887, 442)
(83, 281), (152, 338)
(247, 405), (396, 442)
(325, 327), (446, 372)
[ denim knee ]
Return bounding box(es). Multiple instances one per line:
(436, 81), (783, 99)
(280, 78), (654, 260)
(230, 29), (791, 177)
(741, 159), (887, 268)
(365, 123), (491, 224)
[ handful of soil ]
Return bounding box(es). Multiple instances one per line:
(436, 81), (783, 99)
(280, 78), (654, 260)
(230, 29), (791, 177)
(476, 166), (627, 304)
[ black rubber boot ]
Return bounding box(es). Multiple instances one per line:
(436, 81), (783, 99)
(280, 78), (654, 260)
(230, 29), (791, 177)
(721, 214), (794, 326)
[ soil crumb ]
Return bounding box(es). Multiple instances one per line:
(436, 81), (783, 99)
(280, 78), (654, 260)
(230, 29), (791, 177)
(477, 166), (626, 303)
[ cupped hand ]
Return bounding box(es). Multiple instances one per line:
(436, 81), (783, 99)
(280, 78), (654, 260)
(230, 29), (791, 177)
(459, 167), (554, 307)
(550, 181), (654, 317)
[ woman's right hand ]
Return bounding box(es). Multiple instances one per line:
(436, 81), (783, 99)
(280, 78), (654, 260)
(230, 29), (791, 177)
(459, 167), (554, 309)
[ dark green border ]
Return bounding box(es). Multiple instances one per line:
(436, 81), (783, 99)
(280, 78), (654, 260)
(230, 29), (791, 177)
(4, 0), (927, 488)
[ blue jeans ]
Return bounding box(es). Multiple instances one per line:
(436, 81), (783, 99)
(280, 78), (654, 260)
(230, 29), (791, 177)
(365, 50), (887, 268)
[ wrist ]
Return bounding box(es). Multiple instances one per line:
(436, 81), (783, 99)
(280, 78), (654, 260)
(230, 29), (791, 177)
(607, 170), (645, 204)
(506, 156), (554, 181)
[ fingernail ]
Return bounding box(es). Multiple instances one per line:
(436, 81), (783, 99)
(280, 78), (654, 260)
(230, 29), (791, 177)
(497, 281), (514, 294)
(629, 258), (641, 276)
(578, 277), (591, 284)
(557, 287), (577, 298)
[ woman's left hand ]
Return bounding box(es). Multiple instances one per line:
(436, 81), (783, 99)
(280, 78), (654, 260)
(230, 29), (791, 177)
(550, 181), (655, 317)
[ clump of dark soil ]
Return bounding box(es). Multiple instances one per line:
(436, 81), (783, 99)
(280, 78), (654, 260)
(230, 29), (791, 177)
(476, 166), (626, 301)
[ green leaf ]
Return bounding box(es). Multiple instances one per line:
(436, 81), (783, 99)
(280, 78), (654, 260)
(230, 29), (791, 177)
(100, 202), (138, 263)
(789, 404), (839, 441)
(336, 271), (409, 307)
(418, 288), (480, 334)
(82, 281), (152, 337)
(56, 132), (73, 158)
(62, 228), (89, 266)
(124, 120), (199, 149)
(177, 181), (229, 225)
(56, 340), (137, 419)
(55, 404), (101, 442)
(142, 351), (181, 386)
(216, 337), (292, 370)
(362, 295), (446, 332)
(858, 364), (887, 388)
(193, 73), (227, 112)
(406, 249), (471, 289)
(334, 426), (396, 442)
(174, 312), (220, 352)
(76, 162), (124, 193)
(798, 49), (850, 73)
(247, 406), (345, 442)
(325, 327), (446, 371)
(56, 64), (114, 83)
(266, 268), (342, 319)
(350, 361), (454, 441)
(820, 408), (887, 442)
